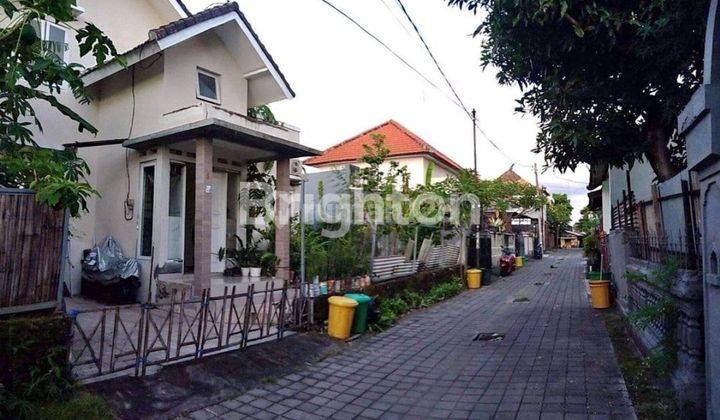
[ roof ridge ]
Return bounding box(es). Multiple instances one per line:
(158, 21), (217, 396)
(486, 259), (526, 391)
(387, 119), (434, 153)
(307, 119), (395, 158)
(306, 119), (463, 171)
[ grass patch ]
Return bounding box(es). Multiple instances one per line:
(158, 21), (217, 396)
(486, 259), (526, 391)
(602, 309), (682, 419)
(370, 277), (464, 331)
(36, 392), (113, 420)
(2, 389), (113, 420)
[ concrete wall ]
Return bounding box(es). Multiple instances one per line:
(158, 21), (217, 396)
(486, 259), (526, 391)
(162, 31), (249, 116)
(607, 229), (632, 314)
(624, 257), (705, 414)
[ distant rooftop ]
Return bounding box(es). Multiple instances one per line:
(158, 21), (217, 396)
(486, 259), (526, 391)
(305, 120), (462, 172)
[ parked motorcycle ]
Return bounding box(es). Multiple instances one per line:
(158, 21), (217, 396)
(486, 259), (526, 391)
(499, 247), (516, 276)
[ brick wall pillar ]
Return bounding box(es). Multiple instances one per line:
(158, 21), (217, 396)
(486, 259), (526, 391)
(275, 158), (290, 281)
(194, 137), (213, 292)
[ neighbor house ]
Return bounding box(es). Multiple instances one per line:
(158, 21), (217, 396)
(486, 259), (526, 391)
(25, 1), (319, 302)
(496, 167), (550, 253)
(304, 120), (462, 190)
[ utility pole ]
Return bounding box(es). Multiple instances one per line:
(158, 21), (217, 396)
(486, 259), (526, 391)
(472, 108), (481, 268)
(533, 164), (542, 249)
(472, 109), (477, 174)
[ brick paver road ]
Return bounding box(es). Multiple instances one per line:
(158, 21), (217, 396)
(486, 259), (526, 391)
(189, 249), (635, 420)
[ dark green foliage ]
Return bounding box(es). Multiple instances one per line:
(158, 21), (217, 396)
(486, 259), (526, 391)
(448, 0), (708, 180)
(547, 193), (573, 235)
(0, 314), (73, 418)
(369, 277), (464, 330)
(575, 206), (600, 235)
(288, 222), (370, 281)
(33, 392), (113, 420)
(629, 296), (676, 330)
(247, 105), (277, 124)
(625, 259), (679, 383)
(583, 232), (601, 271)
(603, 310), (682, 419)
(0, 0), (120, 216)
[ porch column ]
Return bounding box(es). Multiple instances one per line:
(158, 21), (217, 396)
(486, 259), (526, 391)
(275, 158), (291, 281)
(194, 137), (213, 292)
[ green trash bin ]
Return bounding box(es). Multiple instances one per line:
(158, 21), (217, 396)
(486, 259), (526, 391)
(344, 293), (372, 334)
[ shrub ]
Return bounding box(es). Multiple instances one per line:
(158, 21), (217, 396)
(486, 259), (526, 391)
(0, 314), (73, 399)
(369, 277), (464, 330)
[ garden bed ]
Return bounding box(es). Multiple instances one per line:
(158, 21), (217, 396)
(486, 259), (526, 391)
(310, 266), (461, 323)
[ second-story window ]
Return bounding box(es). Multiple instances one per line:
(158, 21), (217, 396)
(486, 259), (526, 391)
(31, 20), (68, 63)
(197, 68), (220, 103)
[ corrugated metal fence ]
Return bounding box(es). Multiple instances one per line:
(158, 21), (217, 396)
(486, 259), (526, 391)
(372, 244), (460, 281)
(0, 189), (67, 314)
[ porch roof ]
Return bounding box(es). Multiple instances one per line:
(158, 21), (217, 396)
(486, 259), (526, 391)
(123, 118), (321, 159)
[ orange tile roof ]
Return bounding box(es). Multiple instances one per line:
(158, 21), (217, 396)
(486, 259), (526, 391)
(497, 167), (532, 185)
(304, 120), (463, 172)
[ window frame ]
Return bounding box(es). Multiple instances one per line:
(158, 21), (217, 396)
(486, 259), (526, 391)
(37, 20), (68, 63)
(138, 161), (156, 259)
(196, 67), (221, 104)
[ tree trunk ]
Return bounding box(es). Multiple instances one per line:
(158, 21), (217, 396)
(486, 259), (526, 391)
(645, 118), (677, 182)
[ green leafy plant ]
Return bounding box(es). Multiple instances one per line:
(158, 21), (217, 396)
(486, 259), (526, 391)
(247, 105), (277, 124)
(0, 0), (121, 216)
(583, 232), (601, 271)
(448, 0), (706, 180)
(369, 277), (465, 331)
(626, 259), (680, 378)
(218, 235), (253, 267)
(260, 251), (279, 276)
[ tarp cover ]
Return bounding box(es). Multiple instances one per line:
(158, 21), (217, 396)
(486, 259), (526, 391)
(82, 236), (140, 285)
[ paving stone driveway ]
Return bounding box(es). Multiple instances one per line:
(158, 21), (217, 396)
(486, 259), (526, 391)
(188, 250), (635, 420)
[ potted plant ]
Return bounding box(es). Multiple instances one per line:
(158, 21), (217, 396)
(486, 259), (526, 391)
(260, 251), (279, 277)
(246, 247), (262, 277)
(584, 232), (611, 308)
(218, 235), (251, 277)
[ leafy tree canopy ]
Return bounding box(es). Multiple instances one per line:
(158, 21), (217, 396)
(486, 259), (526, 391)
(575, 206), (600, 234)
(448, 0), (707, 181)
(547, 193), (573, 233)
(0, 0), (120, 216)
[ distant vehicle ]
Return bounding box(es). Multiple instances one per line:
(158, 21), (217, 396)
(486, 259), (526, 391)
(499, 247), (516, 276)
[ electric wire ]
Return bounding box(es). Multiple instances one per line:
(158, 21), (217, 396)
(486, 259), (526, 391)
(319, 0), (585, 185)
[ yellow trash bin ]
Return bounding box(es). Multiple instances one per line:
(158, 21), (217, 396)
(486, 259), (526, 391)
(515, 256), (524, 268)
(589, 280), (611, 309)
(466, 269), (482, 289)
(327, 296), (358, 339)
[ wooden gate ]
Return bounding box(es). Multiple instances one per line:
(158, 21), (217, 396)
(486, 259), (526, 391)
(0, 189), (67, 314)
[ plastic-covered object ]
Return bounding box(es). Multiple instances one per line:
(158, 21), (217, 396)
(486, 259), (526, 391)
(82, 236), (140, 285)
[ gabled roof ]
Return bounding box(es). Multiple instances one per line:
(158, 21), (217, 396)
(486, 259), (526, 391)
(304, 120), (462, 172)
(83, 2), (294, 99)
(497, 166), (532, 185)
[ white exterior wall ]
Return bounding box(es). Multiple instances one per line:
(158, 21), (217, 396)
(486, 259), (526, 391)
(22, 1), (181, 294)
(313, 155), (457, 188)
(13, 1), (298, 300)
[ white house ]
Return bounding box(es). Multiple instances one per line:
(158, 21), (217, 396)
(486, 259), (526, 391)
(24, 1), (319, 301)
(304, 120), (462, 188)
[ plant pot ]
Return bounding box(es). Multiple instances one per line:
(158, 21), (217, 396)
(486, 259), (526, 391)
(587, 271), (611, 281)
(250, 267), (262, 277)
(241, 267), (251, 277)
(589, 280), (611, 309)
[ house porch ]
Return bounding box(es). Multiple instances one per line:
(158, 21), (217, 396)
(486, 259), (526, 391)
(123, 118), (319, 300)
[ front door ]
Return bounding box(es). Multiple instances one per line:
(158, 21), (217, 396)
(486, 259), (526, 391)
(211, 171), (228, 273)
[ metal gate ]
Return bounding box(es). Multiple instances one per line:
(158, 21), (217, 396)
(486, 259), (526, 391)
(68, 281), (308, 381)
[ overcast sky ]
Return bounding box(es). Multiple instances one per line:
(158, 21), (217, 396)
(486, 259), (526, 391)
(186, 0), (591, 222)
